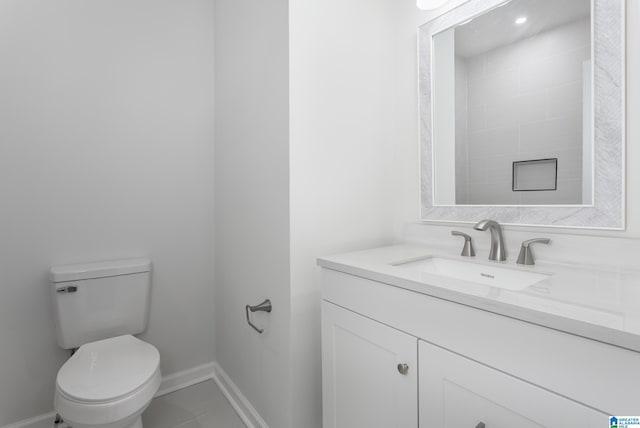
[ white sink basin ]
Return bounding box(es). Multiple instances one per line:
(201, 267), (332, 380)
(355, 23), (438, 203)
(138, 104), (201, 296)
(393, 256), (550, 291)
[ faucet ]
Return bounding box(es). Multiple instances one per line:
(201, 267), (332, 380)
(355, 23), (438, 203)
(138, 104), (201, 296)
(516, 238), (551, 265)
(473, 219), (507, 261)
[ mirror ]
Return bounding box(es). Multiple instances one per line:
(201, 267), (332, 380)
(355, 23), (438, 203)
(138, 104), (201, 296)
(433, 0), (591, 206)
(419, 0), (624, 228)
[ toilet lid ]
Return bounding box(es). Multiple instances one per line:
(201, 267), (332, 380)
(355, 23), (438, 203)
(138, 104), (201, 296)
(57, 335), (160, 403)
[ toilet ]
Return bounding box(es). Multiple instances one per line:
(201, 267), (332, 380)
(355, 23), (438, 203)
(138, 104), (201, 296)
(50, 258), (161, 428)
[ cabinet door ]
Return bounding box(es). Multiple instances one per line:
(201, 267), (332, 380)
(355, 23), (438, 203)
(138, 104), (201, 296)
(322, 302), (418, 428)
(418, 340), (608, 428)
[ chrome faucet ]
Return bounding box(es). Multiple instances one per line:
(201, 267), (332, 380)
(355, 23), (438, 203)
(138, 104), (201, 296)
(473, 219), (507, 261)
(451, 231), (475, 257)
(516, 238), (551, 265)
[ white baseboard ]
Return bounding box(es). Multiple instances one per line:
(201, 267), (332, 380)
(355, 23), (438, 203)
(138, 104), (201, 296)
(2, 361), (268, 428)
(155, 361), (217, 398)
(0, 412), (59, 428)
(211, 362), (269, 428)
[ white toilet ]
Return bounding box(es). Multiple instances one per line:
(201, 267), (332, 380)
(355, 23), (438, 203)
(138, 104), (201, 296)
(50, 258), (161, 428)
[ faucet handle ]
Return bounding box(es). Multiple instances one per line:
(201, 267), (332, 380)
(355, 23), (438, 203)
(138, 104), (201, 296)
(516, 238), (551, 265)
(451, 231), (476, 257)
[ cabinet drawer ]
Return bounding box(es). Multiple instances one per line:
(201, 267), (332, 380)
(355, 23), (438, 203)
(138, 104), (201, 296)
(419, 340), (608, 428)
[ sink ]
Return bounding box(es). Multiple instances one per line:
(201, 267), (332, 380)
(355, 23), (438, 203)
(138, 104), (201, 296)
(393, 256), (550, 291)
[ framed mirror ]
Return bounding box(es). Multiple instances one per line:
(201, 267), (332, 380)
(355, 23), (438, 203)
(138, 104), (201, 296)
(419, 0), (624, 229)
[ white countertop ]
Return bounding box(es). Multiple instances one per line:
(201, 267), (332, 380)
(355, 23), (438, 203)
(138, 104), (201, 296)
(318, 244), (640, 353)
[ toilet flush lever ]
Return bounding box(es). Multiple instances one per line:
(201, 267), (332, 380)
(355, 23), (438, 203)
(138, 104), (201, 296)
(245, 299), (272, 334)
(56, 285), (78, 293)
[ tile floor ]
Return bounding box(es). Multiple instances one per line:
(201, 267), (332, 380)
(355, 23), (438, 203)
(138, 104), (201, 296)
(142, 380), (246, 428)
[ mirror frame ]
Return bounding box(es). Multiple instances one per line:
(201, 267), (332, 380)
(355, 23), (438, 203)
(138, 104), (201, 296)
(419, 0), (625, 229)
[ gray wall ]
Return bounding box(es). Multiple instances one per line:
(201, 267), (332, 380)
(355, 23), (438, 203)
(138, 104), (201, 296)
(214, 1), (406, 427)
(0, 1), (216, 425)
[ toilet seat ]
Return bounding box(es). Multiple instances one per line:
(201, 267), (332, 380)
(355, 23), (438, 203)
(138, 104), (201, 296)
(57, 335), (160, 402)
(54, 335), (161, 427)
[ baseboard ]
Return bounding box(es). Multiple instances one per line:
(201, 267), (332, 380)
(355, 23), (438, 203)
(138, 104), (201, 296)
(0, 412), (59, 428)
(155, 361), (217, 398)
(211, 362), (270, 428)
(2, 362), (217, 428)
(2, 361), (269, 428)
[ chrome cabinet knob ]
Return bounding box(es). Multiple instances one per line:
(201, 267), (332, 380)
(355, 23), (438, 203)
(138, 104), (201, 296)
(397, 363), (409, 375)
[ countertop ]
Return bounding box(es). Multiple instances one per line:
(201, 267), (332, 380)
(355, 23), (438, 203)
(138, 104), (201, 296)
(318, 244), (640, 353)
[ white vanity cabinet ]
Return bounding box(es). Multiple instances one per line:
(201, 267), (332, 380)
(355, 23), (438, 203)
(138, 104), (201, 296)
(321, 302), (418, 428)
(321, 267), (637, 428)
(419, 341), (606, 427)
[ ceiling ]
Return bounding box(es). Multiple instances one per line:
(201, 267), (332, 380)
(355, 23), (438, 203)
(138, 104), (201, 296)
(452, 0), (591, 58)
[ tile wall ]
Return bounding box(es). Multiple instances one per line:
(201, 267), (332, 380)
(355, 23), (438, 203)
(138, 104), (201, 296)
(456, 19), (590, 205)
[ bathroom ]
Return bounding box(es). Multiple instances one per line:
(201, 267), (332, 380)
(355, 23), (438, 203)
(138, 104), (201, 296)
(0, 0), (638, 427)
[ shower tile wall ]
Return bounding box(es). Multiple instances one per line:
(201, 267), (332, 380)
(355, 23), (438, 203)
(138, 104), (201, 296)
(456, 19), (590, 205)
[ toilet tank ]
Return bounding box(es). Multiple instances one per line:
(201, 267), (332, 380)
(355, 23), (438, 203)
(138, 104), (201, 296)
(50, 258), (152, 349)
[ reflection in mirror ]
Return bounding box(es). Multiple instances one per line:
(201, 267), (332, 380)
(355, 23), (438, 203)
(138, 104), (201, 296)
(419, 0), (624, 228)
(431, 0), (592, 206)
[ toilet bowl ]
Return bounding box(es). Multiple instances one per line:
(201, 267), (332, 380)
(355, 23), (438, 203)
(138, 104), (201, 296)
(54, 335), (161, 428)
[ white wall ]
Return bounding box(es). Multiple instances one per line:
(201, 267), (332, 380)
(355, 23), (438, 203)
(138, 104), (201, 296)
(213, 1), (292, 427)
(284, 2), (639, 425)
(289, 0), (400, 426)
(213, 1), (640, 426)
(625, 0), (640, 238)
(387, 1), (470, 232)
(432, 28), (457, 205)
(0, 1), (215, 425)
(455, 55), (470, 204)
(215, 2), (403, 427)
(3, 0), (636, 426)
(223, 1), (640, 425)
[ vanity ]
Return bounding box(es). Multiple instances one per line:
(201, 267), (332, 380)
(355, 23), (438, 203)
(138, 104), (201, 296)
(317, 0), (632, 425)
(318, 244), (640, 427)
